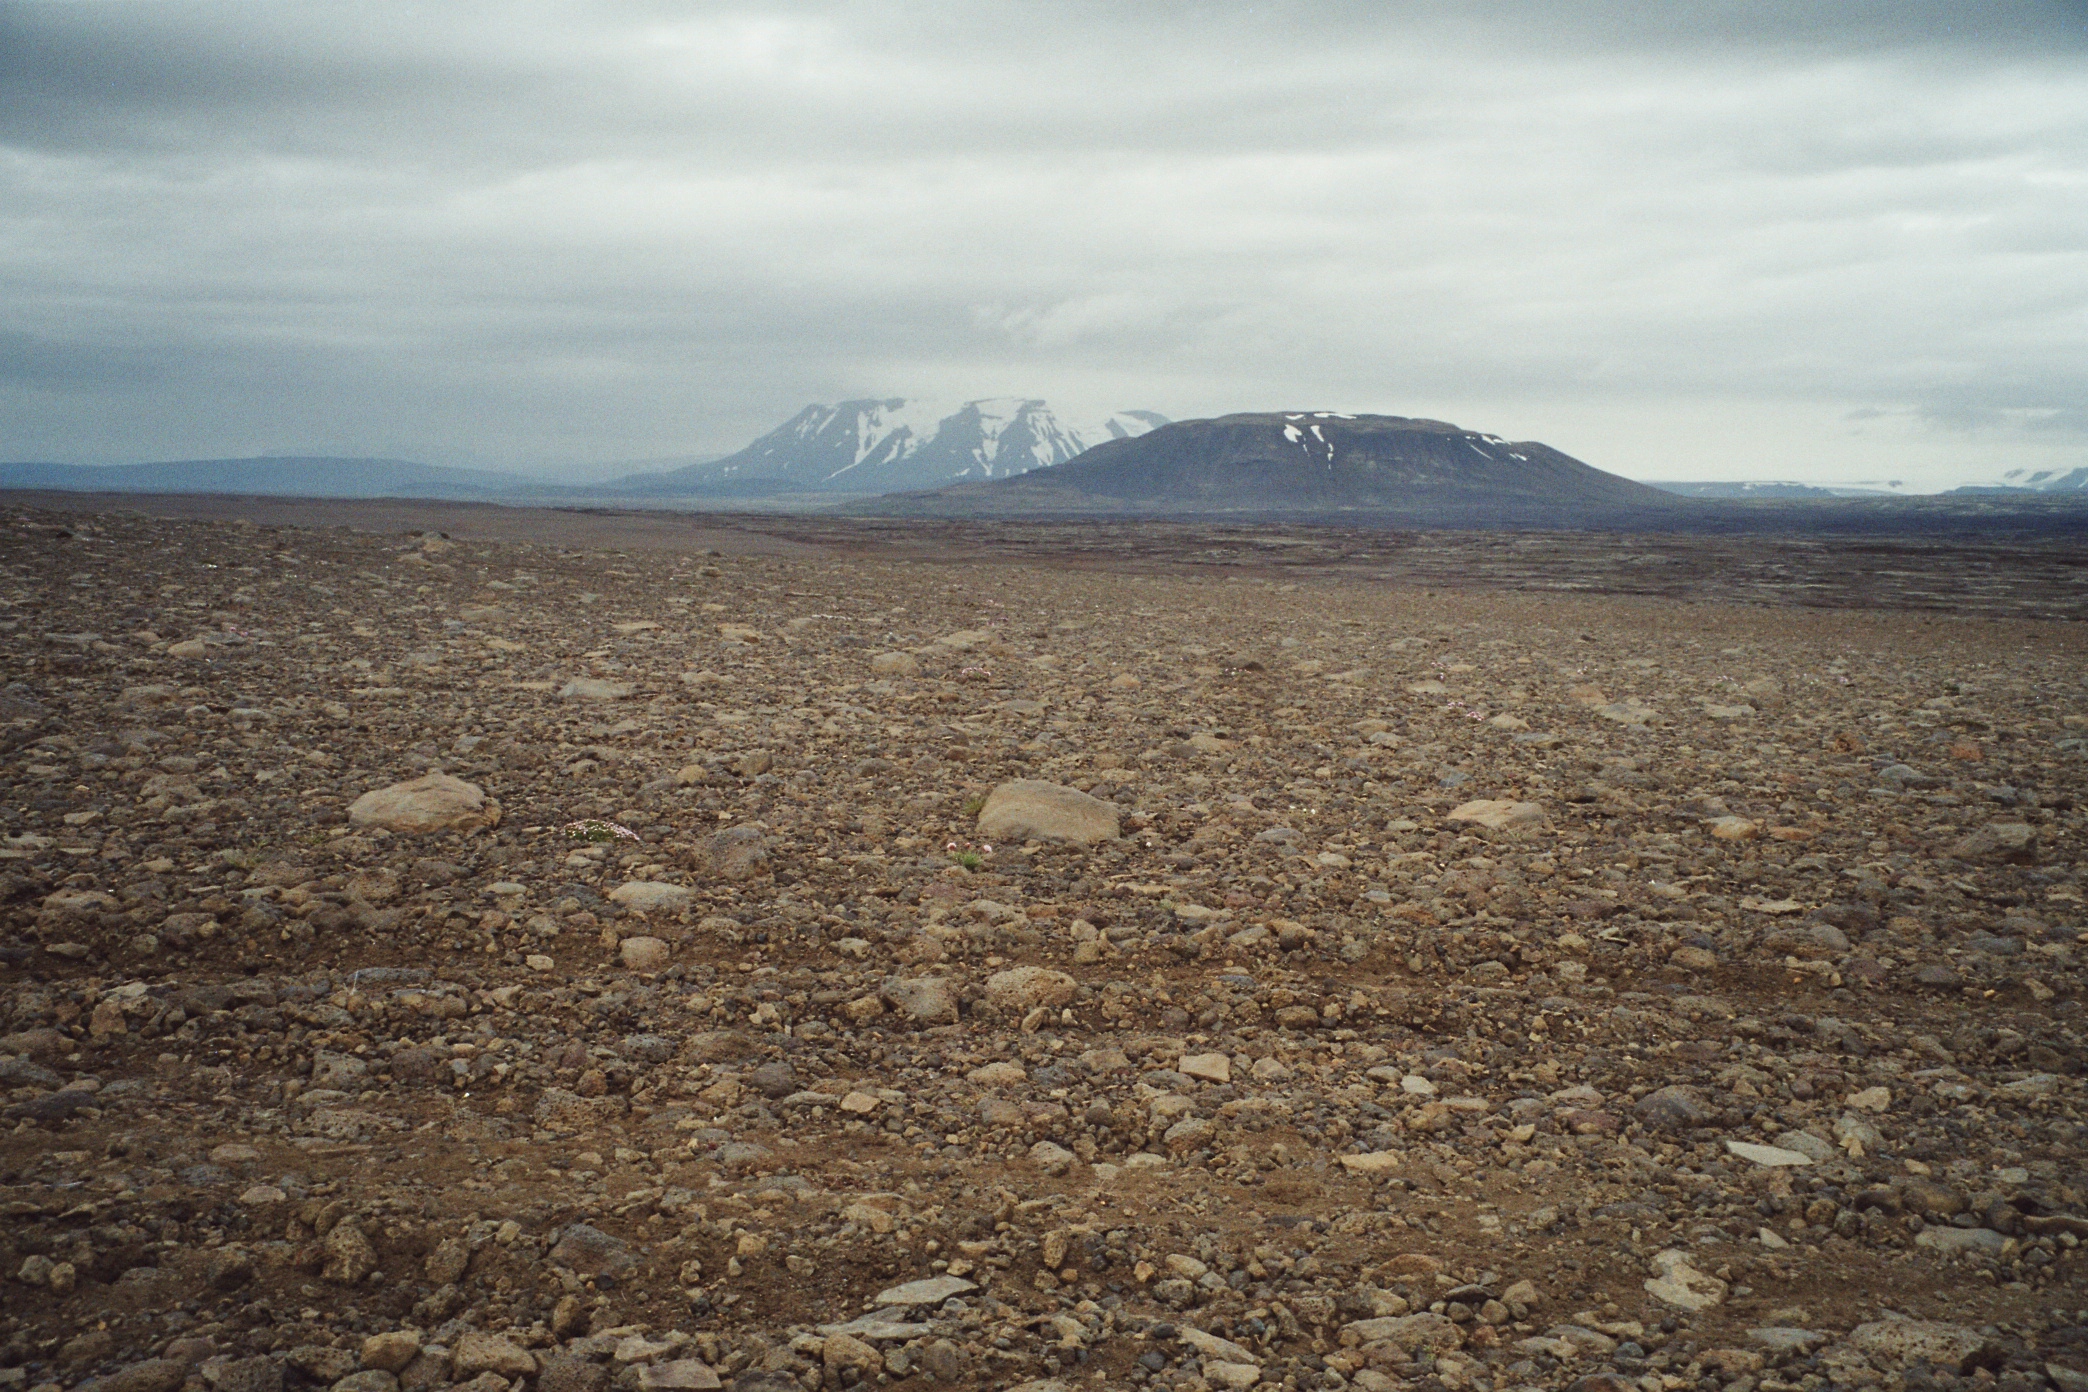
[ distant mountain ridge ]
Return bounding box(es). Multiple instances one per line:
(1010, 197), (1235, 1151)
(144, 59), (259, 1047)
(0, 456), (542, 498)
(856, 411), (1679, 521)
(1648, 481), (1839, 499)
(612, 398), (1168, 495)
(1952, 466), (2088, 496)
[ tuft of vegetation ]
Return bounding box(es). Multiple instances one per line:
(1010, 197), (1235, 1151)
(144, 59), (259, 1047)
(560, 818), (640, 844)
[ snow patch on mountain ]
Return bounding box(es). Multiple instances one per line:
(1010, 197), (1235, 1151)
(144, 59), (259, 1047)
(1991, 466), (2088, 493)
(618, 399), (1169, 495)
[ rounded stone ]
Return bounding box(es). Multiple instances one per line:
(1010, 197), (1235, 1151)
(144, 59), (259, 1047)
(347, 773), (500, 834)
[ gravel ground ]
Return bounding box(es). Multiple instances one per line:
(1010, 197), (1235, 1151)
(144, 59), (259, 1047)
(2, 500), (2086, 1392)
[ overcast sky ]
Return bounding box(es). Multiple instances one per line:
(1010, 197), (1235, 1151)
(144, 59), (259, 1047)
(3, 1), (2085, 487)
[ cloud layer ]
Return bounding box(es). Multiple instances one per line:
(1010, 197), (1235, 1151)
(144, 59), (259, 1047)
(3, 0), (2084, 485)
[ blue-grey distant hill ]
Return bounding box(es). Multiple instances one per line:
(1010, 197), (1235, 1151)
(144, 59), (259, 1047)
(0, 456), (542, 498)
(1, 456), (819, 502)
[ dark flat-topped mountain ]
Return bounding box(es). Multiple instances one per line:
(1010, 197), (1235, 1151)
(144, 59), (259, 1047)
(852, 411), (1682, 521)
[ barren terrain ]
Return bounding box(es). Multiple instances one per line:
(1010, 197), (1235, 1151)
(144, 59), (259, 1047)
(3, 494), (2087, 1392)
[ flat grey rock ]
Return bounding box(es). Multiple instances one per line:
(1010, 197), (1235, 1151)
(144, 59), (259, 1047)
(871, 1275), (977, 1307)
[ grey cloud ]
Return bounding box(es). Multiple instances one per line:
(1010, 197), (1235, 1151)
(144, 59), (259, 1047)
(0, 331), (166, 391)
(1, 0), (2083, 484)
(1917, 401), (2088, 438)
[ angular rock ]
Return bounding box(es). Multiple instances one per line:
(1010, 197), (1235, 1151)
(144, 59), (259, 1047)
(1725, 1140), (1814, 1167)
(1772, 1130), (1838, 1163)
(821, 1333), (880, 1378)
(451, 1333), (537, 1380)
(1948, 822), (2037, 861)
(1179, 1329), (1258, 1365)
(692, 826), (769, 880)
(880, 976), (957, 1024)
(361, 1335), (423, 1374)
(1749, 1328), (1828, 1358)
(1846, 1320), (2001, 1373)
(322, 1220), (379, 1284)
(873, 1274), (978, 1307)
(986, 966), (1078, 1012)
(714, 1141), (772, 1171)
(78, 1359), (189, 1392)
(1339, 1151), (1403, 1175)
(1915, 1227), (2007, 1257)
(637, 1362), (721, 1392)
(424, 1237), (470, 1284)
(538, 1357), (612, 1392)
(210, 1358), (284, 1392)
(1029, 1140), (1076, 1174)
(335, 1373), (398, 1392)
(1636, 1086), (1713, 1130)
(1644, 1249), (1725, 1311)
(1340, 1313), (1462, 1352)
(548, 1223), (634, 1278)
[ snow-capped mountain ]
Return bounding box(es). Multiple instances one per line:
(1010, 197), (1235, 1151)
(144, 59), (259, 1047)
(615, 399), (1169, 495)
(1954, 466), (2088, 495)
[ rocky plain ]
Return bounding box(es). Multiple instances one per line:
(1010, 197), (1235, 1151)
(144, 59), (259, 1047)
(2, 495), (2086, 1392)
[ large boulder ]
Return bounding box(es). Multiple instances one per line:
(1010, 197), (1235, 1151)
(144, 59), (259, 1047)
(347, 773), (500, 834)
(977, 780), (1119, 845)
